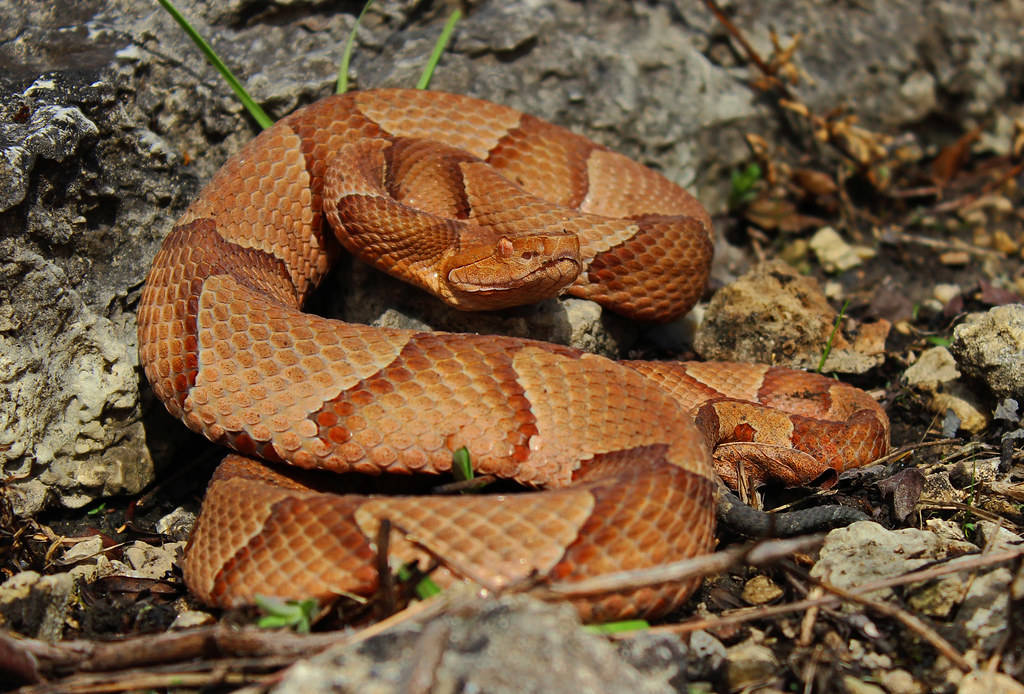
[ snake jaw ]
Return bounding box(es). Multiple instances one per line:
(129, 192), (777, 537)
(444, 233), (582, 310)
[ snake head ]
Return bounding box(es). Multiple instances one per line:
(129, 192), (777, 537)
(442, 231), (582, 310)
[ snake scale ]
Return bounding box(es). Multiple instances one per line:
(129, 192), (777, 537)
(138, 89), (889, 622)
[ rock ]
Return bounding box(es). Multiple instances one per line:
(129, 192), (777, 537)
(922, 470), (961, 505)
(809, 226), (876, 273)
(973, 521), (1022, 551)
(958, 670), (1024, 694)
(903, 347), (989, 433)
(742, 574), (784, 605)
(271, 595), (677, 694)
(616, 630), (724, 688)
(694, 261), (889, 373)
(934, 284), (962, 305)
(723, 640), (779, 691)
(904, 347), (961, 388)
(122, 541), (181, 580)
(687, 630), (728, 678)
(170, 610), (216, 630)
(155, 507), (197, 542)
(0, 571), (74, 641)
(924, 519), (969, 544)
(0, 79), (153, 515)
(905, 573), (965, 619)
(813, 521), (1013, 652)
(958, 566), (1013, 651)
(58, 536), (106, 566)
(842, 676), (887, 694)
(951, 305), (1024, 402)
(949, 458), (1002, 488)
(875, 668), (924, 694)
(0, 102), (98, 210)
(811, 521), (974, 604)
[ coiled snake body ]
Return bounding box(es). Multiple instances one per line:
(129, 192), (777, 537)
(138, 89), (888, 622)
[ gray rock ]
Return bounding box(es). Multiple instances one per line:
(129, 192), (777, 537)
(154, 506), (197, 542)
(272, 595), (676, 694)
(958, 565), (1012, 652)
(811, 521), (973, 603)
(842, 676), (888, 694)
(903, 347), (990, 433)
(0, 102), (98, 211)
(972, 520), (1022, 552)
(958, 671), (1024, 694)
(0, 571), (75, 641)
(951, 304), (1024, 402)
(813, 521), (1015, 653)
(723, 640), (779, 691)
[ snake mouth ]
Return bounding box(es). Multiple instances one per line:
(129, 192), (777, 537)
(445, 238), (582, 310)
(450, 255), (581, 294)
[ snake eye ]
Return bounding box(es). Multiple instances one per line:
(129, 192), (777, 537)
(497, 236), (514, 259)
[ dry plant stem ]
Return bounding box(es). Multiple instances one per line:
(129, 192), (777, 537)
(625, 545), (1024, 643)
(701, 0), (791, 97)
(400, 620), (451, 694)
(931, 160), (1024, 213)
(14, 669), (272, 694)
(797, 586), (824, 647)
(539, 535), (826, 598)
(883, 229), (1004, 259)
(11, 591), (456, 679)
(862, 437), (961, 468)
(918, 500), (1008, 525)
(791, 564), (973, 673)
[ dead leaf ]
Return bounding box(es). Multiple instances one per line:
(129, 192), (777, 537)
(932, 126), (982, 187)
(876, 468), (925, 522)
(976, 279), (1022, 306)
(744, 197), (797, 230)
(792, 168), (838, 197)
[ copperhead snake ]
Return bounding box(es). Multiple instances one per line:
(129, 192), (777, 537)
(138, 89), (889, 622)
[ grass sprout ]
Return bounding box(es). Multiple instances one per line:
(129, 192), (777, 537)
(254, 596), (318, 633)
(156, 0), (273, 129)
(417, 9), (461, 89)
(336, 0), (374, 94)
(817, 299), (849, 373)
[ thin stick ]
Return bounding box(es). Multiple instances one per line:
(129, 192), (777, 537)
(619, 546), (1024, 640)
(795, 565), (973, 672)
(538, 535), (825, 598)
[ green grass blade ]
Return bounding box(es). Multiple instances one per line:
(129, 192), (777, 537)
(817, 299), (849, 373)
(397, 564), (443, 599)
(337, 0), (375, 94)
(583, 619), (649, 635)
(452, 446), (474, 481)
(416, 9), (461, 89)
(156, 0), (273, 129)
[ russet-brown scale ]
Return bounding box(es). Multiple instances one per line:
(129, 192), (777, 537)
(485, 114), (596, 208)
(308, 332), (543, 479)
(579, 214), (713, 321)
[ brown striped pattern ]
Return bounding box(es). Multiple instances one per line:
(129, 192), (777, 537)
(138, 89), (888, 621)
